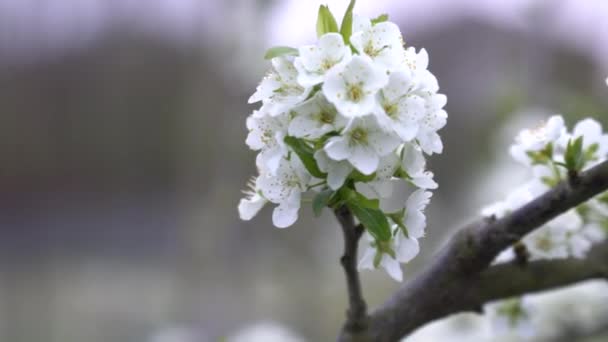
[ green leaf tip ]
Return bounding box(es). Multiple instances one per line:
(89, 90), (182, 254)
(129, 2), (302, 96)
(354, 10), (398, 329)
(316, 5), (339, 38)
(264, 46), (298, 60)
(339, 0), (356, 44)
(371, 13), (389, 25)
(284, 136), (326, 178)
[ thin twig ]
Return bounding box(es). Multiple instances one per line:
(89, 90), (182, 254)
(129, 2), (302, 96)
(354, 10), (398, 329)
(334, 205), (370, 341)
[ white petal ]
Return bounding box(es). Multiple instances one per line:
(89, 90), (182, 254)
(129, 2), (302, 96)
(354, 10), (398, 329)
(350, 145), (380, 175)
(405, 211), (426, 239)
(379, 179), (409, 213)
(411, 172), (438, 189)
(396, 235), (420, 263)
(248, 76), (280, 103)
(327, 162), (353, 190)
(318, 32), (348, 60)
(354, 182), (378, 200)
(369, 129), (400, 156)
(325, 137), (352, 161)
(238, 195), (266, 220)
(417, 131), (443, 155)
(381, 256), (403, 282)
(358, 246), (376, 270)
(401, 142), (425, 174)
(272, 203), (299, 228)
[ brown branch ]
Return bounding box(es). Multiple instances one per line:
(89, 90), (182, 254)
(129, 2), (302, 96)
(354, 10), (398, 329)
(336, 160), (608, 342)
(334, 205), (371, 342)
(477, 240), (608, 303)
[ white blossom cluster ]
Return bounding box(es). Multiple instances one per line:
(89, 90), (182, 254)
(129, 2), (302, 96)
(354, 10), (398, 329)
(483, 115), (608, 260)
(482, 111), (608, 335)
(238, 4), (447, 281)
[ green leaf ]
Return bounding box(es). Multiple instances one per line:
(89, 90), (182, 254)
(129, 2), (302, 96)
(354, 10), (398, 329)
(284, 136), (326, 178)
(388, 211), (409, 237)
(526, 143), (553, 165)
(264, 46), (299, 60)
(339, 187), (379, 209)
(349, 204), (391, 241)
(565, 136), (585, 172)
(316, 5), (339, 37)
(349, 169), (376, 182)
(339, 0), (356, 43)
(371, 13), (389, 25)
(312, 189), (334, 217)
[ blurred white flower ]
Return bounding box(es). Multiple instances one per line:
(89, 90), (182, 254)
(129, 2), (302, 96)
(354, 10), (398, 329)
(228, 322), (304, 342)
(484, 298), (536, 339)
(509, 115), (566, 165)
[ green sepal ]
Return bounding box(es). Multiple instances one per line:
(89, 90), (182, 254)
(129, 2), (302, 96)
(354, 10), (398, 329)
(371, 13), (389, 25)
(264, 46), (299, 60)
(526, 143), (553, 165)
(284, 136), (327, 178)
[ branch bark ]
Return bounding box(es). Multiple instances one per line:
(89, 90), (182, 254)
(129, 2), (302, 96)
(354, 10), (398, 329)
(334, 206), (371, 342)
(337, 160), (608, 342)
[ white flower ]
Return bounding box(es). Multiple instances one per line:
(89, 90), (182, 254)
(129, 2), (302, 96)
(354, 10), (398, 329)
(288, 93), (348, 139)
(358, 233), (403, 281)
(400, 143), (438, 189)
(294, 33), (352, 87)
(249, 56), (311, 116)
(256, 157), (310, 228)
(358, 227), (421, 282)
(404, 189), (432, 238)
(238, 177), (267, 221)
(485, 298), (536, 339)
(375, 71), (425, 141)
(323, 55), (389, 118)
(324, 115), (400, 175)
(524, 211), (582, 260)
(245, 110), (288, 174)
(350, 19), (405, 72)
(416, 93), (448, 155)
(403, 47), (439, 93)
(510, 115), (566, 165)
(313, 149), (353, 190)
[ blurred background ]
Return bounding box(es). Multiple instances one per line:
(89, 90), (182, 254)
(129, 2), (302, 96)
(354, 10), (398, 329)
(0, 0), (607, 341)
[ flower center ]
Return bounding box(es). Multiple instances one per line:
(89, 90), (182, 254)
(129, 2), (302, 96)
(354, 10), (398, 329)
(535, 234), (553, 252)
(350, 127), (368, 144)
(319, 110), (335, 124)
(383, 102), (398, 118)
(364, 41), (379, 57)
(321, 59), (335, 71)
(347, 84), (364, 102)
